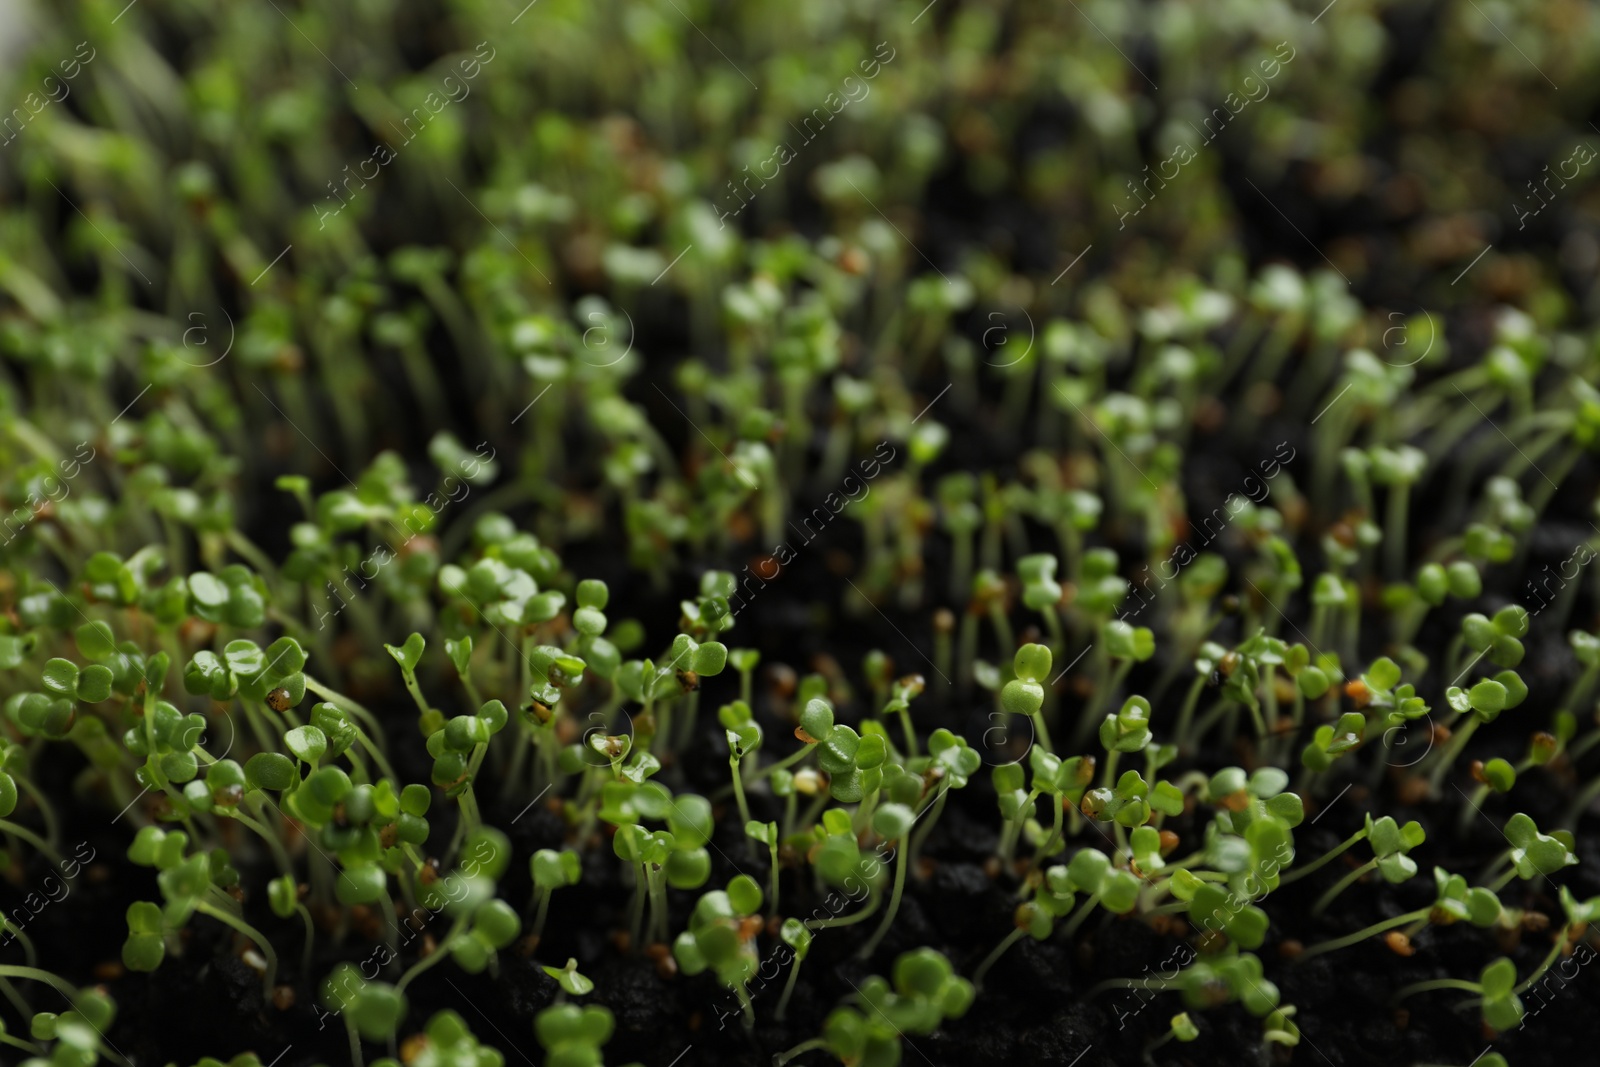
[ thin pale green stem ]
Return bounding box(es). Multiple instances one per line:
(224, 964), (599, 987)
(730, 756), (752, 827)
(1391, 977), (1482, 1002)
(1312, 857), (1378, 917)
(1296, 908), (1429, 963)
(195, 901), (278, 993)
(774, 1037), (827, 1066)
(1513, 936), (1567, 996)
(775, 954), (805, 1022)
(397, 915), (468, 997)
(0, 964), (79, 1001)
(858, 842), (908, 959)
(1280, 828), (1367, 885)
(810, 891), (881, 930)
(0, 820), (64, 869)
(972, 926), (1026, 989)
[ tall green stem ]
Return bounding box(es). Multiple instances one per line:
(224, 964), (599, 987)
(345, 1012), (365, 1067)
(1391, 977), (1482, 1002)
(776, 954), (805, 1022)
(774, 1038), (827, 1066)
(195, 901), (279, 994)
(972, 926), (1026, 989)
(0, 820), (64, 868)
(1296, 908), (1428, 962)
(730, 755), (752, 827)
(809, 891), (881, 930)
(1427, 716), (1481, 791)
(0, 964), (80, 1001)
(397, 916), (468, 996)
(1312, 857), (1377, 917)
(858, 843), (908, 959)
(1280, 827), (1366, 885)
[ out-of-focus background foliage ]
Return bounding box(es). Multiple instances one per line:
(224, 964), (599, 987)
(0, 0), (1596, 568)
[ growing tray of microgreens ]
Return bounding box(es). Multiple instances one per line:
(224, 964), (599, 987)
(2, 3), (1600, 1067)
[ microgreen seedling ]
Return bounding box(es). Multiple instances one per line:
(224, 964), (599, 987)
(775, 948), (972, 1067)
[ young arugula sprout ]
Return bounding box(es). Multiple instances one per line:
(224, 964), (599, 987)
(1340, 655), (1431, 786)
(380, 1009), (505, 1067)
(1000, 643), (1054, 753)
(939, 474), (983, 604)
(745, 819), (781, 916)
(613, 823), (677, 949)
(774, 948), (972, 1067)
(1297, 866), (1504, 961)
(1080, 620), (1155, 743)
(762, 694), (829, 784)
(1449, 604), (1530, 679)
(672, 874), (765, 1031)
(878, 673), (925, 760)
(1368, 444), (1428, 579)
(123, 827), (279, 996)
(810, 711), (888, 818)
(857, 803), (917, 959)
(774, 918), (812, 1023)
(18, 987), (122, 1067)
(396, 829), (520, 993)
(648, 632), (727, 752)
(267, 873), (317, 983)
(905, 728), (980, 870)
(1308, 815), (1425, 917)
(1016, 552), (1065, 654)
(534, 1002), (642, 1067)
(321, 963), (406, 1067)
(1055, 847), (1142, 939)
(529, 848), (582, 943)
(1154, 770), (1301, 948)
(720, 700), (762, 826)
(728, 647), (761, 707)
(971, 863), (1076, 988)
(994, 746), (1094, 866)
(1475, 884), (1600, 1019)
(1391, 957), (1525, 1033)
(1096, 694), (1153, 790)
(440, 542), (567, 640)
(807, 809), (892, 929)
(1488, 812), (1578, 889)
(1299, 711), (1367, 777)
(1145, 1012), (1201, 1057)
(1092, 948), (1285, 1021)
(1280, 809), (1390, 887)
(426, 698), (510, 850)
(525, 644), (589, 783)
(187, 566), (270, 629)
(542, 957), (595, 998)
(1428, 663), (1528, 790)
